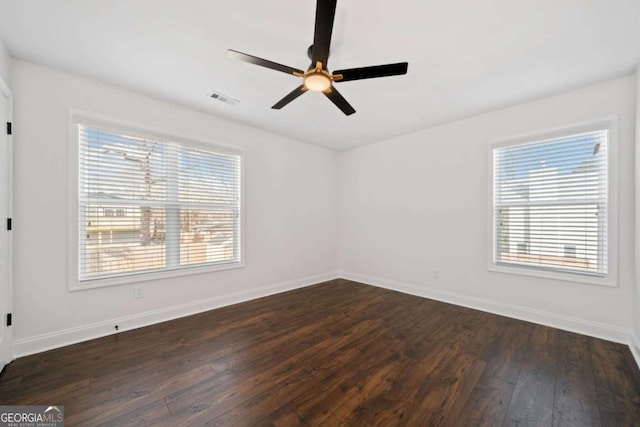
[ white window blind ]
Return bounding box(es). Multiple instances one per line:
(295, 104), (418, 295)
(78, 124), (241, 281)
(492, 129), (608, 276)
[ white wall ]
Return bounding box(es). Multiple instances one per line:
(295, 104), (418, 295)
(0, 36), (10, 87)
(11, 59), (339, 356)
(340, 75), (636, 342)
(634, 68), (640, 362)
(0, 35), (12, 370)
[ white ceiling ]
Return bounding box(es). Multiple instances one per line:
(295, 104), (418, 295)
(1, 0), (639, 151)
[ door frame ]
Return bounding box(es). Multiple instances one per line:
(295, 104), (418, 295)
(0, 75), (13, 371)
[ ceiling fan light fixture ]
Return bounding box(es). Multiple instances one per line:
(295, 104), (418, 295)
(304, 73), (332, 92)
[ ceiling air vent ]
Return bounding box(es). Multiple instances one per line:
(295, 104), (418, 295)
(207, 90), (239, 106)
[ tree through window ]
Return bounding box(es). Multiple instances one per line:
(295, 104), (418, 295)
(77, 125), (242, 281)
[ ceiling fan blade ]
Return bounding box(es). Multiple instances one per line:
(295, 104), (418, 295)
(272, 85), (308, 109)
(311, 0), (337, 67)
(323, 87), (355, 116)
(333, 62), (408, 82)
(228, 49), (304, 76)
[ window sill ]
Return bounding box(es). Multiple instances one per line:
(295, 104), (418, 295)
(487, 264), (616, 288)
(69, 261), (244, 291)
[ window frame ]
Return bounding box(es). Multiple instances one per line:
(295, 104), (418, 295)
(68, 111), (244, 291)
(487, 116), (618, 287)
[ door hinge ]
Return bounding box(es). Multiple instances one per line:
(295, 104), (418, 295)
(6, 218), (11, 231)
(5, 313), (11, 327)
(6, 122), (11, 135)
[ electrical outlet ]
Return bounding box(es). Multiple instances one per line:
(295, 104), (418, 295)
(289, 263), (296, 272)
(133, 285), (144, 299)
(433, 270), (439, 279)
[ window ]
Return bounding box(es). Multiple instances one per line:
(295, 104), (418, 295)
(491, 122), (612, 279)
(76, 124), (242, 283)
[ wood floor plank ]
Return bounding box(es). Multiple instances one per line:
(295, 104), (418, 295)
(293, 354), (405, 426)
(66, 364), (217, 426)
(452, 321), (529, 427)
(552, 331), (601, 427)
(477, 321), (531, 391)
(590, 337), (640, 425)
(452, 383), (513, 427)
(501, 325), (561, 427)
(404, 353), (486, 426)
(163, 318), (385, 425)
(1, 279), (639, 426)
(92, 399), (171, 427)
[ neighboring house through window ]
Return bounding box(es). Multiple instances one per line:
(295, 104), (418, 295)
(74, 121), (242, 287)
(490, 119), (614, 283)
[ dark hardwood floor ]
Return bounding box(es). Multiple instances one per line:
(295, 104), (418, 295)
(1, 279), (639, 426)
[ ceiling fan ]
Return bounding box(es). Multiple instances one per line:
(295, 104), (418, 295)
(228, 0), (408, 116)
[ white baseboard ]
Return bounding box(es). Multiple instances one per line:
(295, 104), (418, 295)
(630, 333), (640, 371)
(13, 271), (339, 358)
(340, 271), (632, 344)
